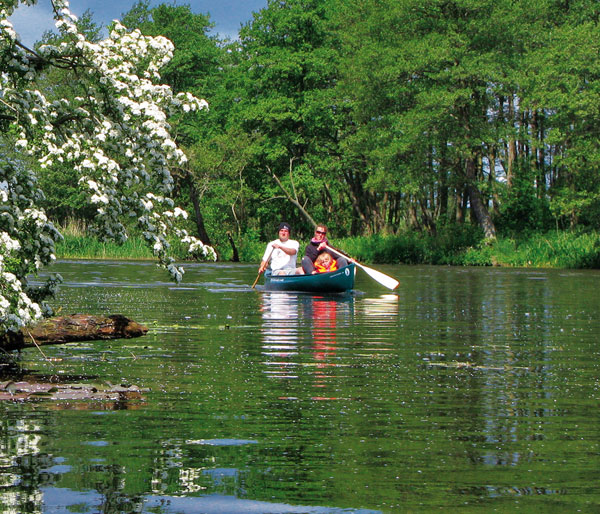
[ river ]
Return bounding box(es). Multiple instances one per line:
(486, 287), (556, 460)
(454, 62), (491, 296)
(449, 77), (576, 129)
(1, 260), (599, 513)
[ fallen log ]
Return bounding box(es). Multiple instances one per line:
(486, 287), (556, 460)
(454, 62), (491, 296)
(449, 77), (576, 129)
(1, 314), (148, 352)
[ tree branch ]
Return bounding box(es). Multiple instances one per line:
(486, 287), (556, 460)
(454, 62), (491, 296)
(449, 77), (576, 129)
(268, 160), (317, 227)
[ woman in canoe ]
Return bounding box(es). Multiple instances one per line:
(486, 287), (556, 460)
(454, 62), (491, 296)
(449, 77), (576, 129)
(301, 224), (348, 274)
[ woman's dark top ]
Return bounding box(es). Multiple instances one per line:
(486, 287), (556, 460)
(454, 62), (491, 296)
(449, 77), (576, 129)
(304, 238), (329, 262)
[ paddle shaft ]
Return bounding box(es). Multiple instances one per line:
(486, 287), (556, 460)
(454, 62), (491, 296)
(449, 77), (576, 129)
(252, 247), (274, 289)
(324, 244), (399, 290)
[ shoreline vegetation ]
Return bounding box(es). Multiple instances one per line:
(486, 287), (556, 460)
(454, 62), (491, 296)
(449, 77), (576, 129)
(55, 224), (600, 270)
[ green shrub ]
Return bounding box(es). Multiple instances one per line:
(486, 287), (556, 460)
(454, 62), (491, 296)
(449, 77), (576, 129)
(460, 230), (600, 268)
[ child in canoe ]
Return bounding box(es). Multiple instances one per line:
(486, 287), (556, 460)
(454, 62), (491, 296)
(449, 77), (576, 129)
(314, 252), (337, 274)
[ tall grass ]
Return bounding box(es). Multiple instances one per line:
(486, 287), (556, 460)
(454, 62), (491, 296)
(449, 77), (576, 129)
(55, 219), (189, 260)
(333, 225), (484, 265)
(335, 229), (600, 269)
(57, 234), (157, 260)
(462, 230), (600, 268)
(302, 229), (600, 269)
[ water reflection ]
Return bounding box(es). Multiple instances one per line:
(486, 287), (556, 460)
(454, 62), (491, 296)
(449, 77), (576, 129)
(0, 417), (46, 513)
(260, 292), (300, 363)
(260, 293), (357, 399)
(40, 488), (379, 513)
(356, 294), (399, 320)
(304, 297), (341, 396)
(2, 262), (599, 512)
(309, 298), (339, 369)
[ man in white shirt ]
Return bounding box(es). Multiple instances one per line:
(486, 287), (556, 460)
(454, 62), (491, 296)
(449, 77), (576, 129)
(258, 222), (299, 276)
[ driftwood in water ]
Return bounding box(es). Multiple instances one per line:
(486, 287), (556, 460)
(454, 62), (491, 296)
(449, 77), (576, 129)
(1, 314), (148, 352)
(0, 380), (147, 404)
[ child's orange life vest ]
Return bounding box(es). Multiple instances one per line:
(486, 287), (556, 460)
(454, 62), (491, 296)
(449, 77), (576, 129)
(315, 259), (337, 273)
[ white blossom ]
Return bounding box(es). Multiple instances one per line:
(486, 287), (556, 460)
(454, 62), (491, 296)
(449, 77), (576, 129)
(173, 207), (187, 219)
(0, 0), (212, 333)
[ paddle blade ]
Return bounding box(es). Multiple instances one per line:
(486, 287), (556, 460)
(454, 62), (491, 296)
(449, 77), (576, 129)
(356, 263), (399, 290)
(323, 244), (399, 290)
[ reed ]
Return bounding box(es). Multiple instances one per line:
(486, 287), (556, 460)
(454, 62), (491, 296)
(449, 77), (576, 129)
(461, 230), (600, 268)
(57, 234), (156, 260)
(329, 229), (600, 269)
(59, 217), (88, 238)
(55, 220), (190, 260)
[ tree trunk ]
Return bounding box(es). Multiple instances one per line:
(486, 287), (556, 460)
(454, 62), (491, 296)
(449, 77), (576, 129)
(419, 197), (436, 235)
(488, 146), (500, 215)
(408, 201), (421, 230)
(2, 314), (148, 352)
(438, 160), (449, 219)
(455, 187), (466, 224)
(342, 168), (370, 232)
(189, 181), (212, 246)
(535, 110), (546, 198)
(506, 95), (517, 188)
(466, 157), (497, 239)
(226, 231), (239, 262)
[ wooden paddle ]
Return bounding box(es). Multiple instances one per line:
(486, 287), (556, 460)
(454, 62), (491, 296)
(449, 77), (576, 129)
(324, 244), (399, 290)
(252, 247), (274, 289)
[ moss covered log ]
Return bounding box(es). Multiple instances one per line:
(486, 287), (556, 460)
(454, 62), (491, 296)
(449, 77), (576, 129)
(1, 314), (148, 352)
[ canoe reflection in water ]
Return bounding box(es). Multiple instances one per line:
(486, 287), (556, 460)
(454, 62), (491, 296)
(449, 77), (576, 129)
(310, 298), (338, 389)
(259, 292), (299, 363)
(260, 293), (354, 399)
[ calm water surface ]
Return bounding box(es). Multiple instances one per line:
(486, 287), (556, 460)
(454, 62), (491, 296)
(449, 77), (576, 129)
(1, 261), (599, 513)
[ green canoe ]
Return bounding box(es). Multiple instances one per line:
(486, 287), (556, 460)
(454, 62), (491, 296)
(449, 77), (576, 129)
(263, 263), (356, 293)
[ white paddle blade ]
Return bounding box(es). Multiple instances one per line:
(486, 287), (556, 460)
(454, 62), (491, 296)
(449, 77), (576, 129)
(356, 263), (400, 290)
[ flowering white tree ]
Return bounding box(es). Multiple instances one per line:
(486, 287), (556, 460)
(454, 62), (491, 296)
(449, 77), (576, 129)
(0, 0), (216, 334)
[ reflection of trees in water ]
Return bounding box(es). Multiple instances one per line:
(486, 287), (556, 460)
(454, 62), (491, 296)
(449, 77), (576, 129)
(407, 268), (600, 472)
(0, 416), (148, 514)
(147, 438), (259, 500)
(95, 473), (145, 514)
(0, 385), (148, 514)
(0, 417), (46, 514)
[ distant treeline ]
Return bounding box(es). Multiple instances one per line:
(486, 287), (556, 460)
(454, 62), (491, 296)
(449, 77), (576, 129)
(36, 0), (600, 258)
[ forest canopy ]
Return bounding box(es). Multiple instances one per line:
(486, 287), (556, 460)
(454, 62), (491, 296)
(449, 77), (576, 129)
(78, 0), (600, 245)
(19, 0), (600, 243)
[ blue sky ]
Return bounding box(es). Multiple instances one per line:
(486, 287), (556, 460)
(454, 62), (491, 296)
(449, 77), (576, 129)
(10, 0), (267, 47)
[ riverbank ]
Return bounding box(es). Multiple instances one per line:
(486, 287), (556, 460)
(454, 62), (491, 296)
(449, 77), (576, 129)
(334, 228), (600, 269)
(55, 229), (600, 269)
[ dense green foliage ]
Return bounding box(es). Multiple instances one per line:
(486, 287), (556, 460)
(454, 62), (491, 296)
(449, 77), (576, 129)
(33, 0), (600, 266)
